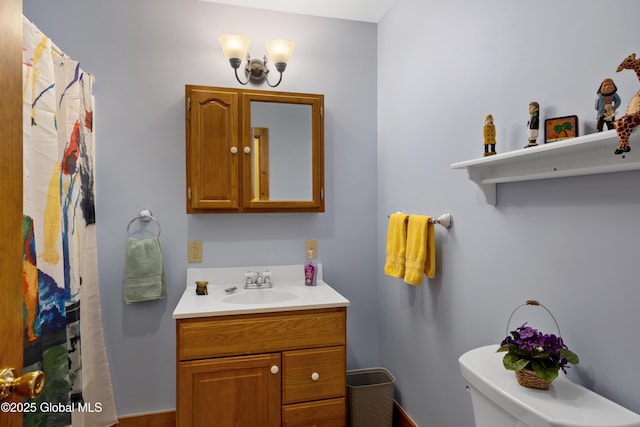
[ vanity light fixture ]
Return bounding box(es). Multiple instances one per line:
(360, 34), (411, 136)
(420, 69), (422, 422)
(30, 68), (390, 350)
(218, 34), (295, 88)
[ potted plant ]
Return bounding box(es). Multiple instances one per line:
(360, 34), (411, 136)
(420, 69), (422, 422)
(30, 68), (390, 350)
(497, 300), (580, 390)
(497, 321), (579, 389)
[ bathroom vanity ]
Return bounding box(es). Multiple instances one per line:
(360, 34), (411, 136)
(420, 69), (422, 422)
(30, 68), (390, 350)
(172, 265), (350, 426)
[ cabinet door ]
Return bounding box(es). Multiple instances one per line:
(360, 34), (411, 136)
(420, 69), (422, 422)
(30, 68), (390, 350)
(240, 90), (325, 212)
(186, 87), (240, 211)
(177, 353), (281, 427)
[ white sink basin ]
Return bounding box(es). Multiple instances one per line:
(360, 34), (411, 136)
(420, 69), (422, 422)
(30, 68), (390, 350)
(173, 265), (350, 318)
(223, 290), (298, 305)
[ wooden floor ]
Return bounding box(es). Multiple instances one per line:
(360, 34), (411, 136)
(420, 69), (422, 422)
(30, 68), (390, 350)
(114, 400), (417, 426)
(394, 400), (418, 427)
(115, 411), (175, 427)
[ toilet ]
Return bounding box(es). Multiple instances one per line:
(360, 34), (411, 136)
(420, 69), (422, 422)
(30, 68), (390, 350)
(459, 345), (640, 427)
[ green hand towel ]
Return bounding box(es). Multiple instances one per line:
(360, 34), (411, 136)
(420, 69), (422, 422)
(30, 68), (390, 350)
(124, 237), (166, 303)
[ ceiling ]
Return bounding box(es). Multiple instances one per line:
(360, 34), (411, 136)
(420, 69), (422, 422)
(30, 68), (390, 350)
(200, 0), (396, 23)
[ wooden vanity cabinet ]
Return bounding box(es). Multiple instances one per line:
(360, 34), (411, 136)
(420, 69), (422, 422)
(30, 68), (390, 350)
(176, 307), (347, 427)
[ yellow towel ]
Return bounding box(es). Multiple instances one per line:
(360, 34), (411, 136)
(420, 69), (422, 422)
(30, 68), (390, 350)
(404, 215), (436, 285)
(425, 220), (436, 279)
(384, 213), (409, 278)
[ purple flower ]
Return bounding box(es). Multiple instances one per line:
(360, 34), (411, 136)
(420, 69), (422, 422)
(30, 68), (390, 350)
(542, 334), (564, 355)
(519, 324), (535, 339)
(510, 323), (544, 352)
(498, 320), (579, 380)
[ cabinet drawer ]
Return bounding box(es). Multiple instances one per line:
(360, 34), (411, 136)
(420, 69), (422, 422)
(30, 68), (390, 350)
(282, 346), (345, 404)
(177, 308), (346, 361)
(282, 397), (346, 427)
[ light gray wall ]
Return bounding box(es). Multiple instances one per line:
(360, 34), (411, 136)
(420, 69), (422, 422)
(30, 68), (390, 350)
(378, 0), (640, 425)
(24, 0), (640, 424)
(24, 0), (379, 416)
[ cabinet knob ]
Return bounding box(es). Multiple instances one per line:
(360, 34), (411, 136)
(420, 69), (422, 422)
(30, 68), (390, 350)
(270, 365), (279, 375)
(243, 147), (251, 154)
(230, 146), (238, 154)
(311, 372), (319, 381)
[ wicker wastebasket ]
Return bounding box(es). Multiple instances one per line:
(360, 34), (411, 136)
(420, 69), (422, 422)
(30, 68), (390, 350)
(346, 368), (396, 427)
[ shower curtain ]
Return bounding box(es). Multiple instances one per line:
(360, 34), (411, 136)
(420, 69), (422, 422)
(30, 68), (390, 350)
(22, 17), (118, 427)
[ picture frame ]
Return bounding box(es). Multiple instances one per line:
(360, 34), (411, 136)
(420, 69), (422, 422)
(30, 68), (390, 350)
(544, 115), (578, 143)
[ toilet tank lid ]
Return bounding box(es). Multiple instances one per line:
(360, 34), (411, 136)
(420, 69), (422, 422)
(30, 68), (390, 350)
(459, 345), (640, 427)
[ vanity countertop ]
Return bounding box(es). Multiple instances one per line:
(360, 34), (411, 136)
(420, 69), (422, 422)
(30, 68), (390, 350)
(172, 264), (350, 319)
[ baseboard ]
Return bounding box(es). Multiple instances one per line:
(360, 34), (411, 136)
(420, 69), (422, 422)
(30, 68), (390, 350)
(115, 410), (175, 427)
(115, 403), (415, 427)
(394, 400), (418, 427)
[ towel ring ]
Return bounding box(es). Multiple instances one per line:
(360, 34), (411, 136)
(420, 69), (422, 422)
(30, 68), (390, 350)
(126, 209), (161, 237)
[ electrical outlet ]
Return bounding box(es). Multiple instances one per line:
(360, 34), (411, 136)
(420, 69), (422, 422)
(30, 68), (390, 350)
(188, 241), (202, 263)
(305, 239), (317, 258)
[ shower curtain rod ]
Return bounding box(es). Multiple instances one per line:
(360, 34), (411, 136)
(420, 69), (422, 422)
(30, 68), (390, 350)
(51, 42), (69, 59)
(24, 16), (69, 59)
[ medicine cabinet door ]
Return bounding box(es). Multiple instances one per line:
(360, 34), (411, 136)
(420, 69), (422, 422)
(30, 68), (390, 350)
(186, 87), (240, 211)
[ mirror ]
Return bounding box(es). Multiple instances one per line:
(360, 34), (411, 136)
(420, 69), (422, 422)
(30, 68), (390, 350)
(185, 85), (324, 213)
(241, 90), (324, 212)
(250, 101), (313, 201)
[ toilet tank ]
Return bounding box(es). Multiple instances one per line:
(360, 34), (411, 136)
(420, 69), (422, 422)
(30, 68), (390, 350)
(459, 345), (640, 427)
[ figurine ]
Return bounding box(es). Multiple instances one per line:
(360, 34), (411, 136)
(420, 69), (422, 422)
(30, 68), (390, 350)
(525, 102), (539, 148)
(483, 114), (496, 157)
(614, 53), (640, 154)
(595, 78), (621, 132)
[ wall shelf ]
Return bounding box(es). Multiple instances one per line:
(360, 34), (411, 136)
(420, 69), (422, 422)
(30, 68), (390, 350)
(450, 129), (640, 205)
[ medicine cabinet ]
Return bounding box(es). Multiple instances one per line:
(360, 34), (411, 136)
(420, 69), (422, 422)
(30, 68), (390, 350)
(186, 85), (324, 213)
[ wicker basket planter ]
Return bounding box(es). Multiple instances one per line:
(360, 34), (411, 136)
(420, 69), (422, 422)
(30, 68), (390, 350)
(515, 368), (551, 390)
(498, 300), (579, 391)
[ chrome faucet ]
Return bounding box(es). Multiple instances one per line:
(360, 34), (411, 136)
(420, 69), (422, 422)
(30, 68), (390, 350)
(243, 270), (273, 289)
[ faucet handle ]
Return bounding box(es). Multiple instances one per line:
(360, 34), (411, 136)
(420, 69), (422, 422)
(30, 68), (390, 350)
(263, 271), (272, 284)
(244, 271), (254, 285)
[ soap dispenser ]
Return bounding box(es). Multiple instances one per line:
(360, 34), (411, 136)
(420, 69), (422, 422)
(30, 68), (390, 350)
(304, 250), (317, 286)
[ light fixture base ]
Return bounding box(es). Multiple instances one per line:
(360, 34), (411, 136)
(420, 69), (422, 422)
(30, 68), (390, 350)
(245, 58), (268, 83)
(229, 55), (284, 87)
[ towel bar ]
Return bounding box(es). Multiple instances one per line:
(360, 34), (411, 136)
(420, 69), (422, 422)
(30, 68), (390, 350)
(388, 212), (453, 229)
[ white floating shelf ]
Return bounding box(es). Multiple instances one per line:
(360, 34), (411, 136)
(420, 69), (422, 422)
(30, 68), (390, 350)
(450, 129), (640, 205)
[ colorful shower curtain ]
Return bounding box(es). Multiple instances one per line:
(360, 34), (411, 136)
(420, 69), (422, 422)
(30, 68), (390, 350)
(22, 17), (118, 427)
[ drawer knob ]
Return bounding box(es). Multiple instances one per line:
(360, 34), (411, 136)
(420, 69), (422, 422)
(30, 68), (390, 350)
(311, 372), (319, 381)
(270, 365), (279, 375)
